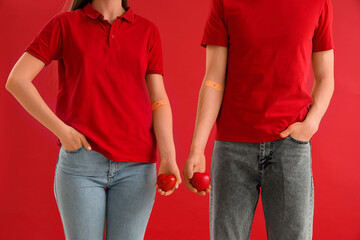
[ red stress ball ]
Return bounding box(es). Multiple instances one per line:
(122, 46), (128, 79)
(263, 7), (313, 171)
(157, 174), (176, 192)
(191, 172), (211, 191)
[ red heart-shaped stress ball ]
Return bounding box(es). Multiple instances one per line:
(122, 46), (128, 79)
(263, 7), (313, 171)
(191, 172), (211, 191)
(157, 174), (176, 192)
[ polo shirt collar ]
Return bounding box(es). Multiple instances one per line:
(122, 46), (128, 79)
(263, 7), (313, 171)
(83, 2), (134, 23)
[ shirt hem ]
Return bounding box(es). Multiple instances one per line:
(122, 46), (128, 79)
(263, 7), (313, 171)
(201, 40), (228, 48)
(312, 45), (334, 52)
(25, 48), (51, 66)
(215, 134), (287, 143)
(146, 69), (164, 75)
(56, 138), (157, 163)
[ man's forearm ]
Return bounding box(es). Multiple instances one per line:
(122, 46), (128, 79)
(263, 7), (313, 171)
(305, 77), (334, 128)
(190, 81), (224, 153)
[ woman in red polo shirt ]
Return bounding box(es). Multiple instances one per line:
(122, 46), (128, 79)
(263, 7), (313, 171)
(5, 0), (181, 239)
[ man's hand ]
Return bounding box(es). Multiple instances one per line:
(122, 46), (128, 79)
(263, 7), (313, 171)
(279, 118), (319, 142)
(183, 150), (211, 196)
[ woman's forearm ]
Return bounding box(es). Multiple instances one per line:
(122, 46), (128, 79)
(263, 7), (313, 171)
(190, 81), (224, 153)
(6, 79), (68, 138)
(153, 102), (176, 162)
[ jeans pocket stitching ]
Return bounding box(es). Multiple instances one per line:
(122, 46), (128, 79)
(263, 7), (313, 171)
(288, 135), (309, 144)
(63, 146), (83, 154)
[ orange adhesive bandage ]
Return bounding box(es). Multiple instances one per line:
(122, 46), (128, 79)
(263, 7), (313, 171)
(151, 99), (169, 111)
(205, 80), (223, 91)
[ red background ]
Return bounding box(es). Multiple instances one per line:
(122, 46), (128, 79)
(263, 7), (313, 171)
(1, 0), (359, 239)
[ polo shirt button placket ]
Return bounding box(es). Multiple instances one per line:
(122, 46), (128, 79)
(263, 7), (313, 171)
(108, 22), (116, 46)
(110, 34), (115, 46)
(109, 30), (115, 46)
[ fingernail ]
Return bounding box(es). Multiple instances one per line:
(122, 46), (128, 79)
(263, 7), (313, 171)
(176, 185), (179, 189)
(87, 146), (91, 150)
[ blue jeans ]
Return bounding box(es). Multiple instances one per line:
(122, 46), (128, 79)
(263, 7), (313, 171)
(210, 136), (314, 240)
(54, 146), (157, 240)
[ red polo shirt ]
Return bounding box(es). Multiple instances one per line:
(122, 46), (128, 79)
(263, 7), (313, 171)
(25, 3), (163, 162)
(201, 0), (334, 142)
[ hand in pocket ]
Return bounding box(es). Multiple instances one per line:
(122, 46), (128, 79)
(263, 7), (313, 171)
(279, 119), (318, 142)
(59, 125), (92, 151)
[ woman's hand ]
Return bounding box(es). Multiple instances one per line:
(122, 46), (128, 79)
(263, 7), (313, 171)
(279, 118), (319, 142)
(183, 150), (211, 196)
(156, 158), (182, 196)
(58, 125), (92, 151)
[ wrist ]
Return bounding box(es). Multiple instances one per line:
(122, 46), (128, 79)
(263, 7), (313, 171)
(190, 143), (205, 154)
(189, 145), (205, 156)
(55, 122), (70, 140)
(159, 149), (176, 162)
(303, 116), (320, 132)
(305, 104), (322, 127)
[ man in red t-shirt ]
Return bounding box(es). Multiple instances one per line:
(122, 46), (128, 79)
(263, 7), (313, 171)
(184, 0), (334, 239)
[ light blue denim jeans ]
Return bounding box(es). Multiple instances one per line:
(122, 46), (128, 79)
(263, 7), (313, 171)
(210, 136), (314, 240)
(54, 145), (157, 240)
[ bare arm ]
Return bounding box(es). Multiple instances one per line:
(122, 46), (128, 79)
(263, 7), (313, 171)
(280, 49), (334, 140)
(307, 50), (335, 126)
(183, 45), (228, 195)
(146, 73), (181, 196)
(5, 52), (91, 151)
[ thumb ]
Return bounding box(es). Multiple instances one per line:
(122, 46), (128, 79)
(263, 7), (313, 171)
(187, 164), (194, 180)
(175, 174), (182, 189)
(280, 126), (293, 138)
(80, 135), (92, 150)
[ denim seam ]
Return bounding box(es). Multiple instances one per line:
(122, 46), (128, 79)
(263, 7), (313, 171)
(54, 169), (58, 204)
(308, 176), (314, 239)
(209, 142), (216, 240)
(209, 188), (214, 239)
(308, 146), (314, 240)
(258, 143), (265, 171)
(247, 193), (259, 240)
(259, 142), (273, 171)
(63, 146), (83, 154)
(288, 136), (309, 144)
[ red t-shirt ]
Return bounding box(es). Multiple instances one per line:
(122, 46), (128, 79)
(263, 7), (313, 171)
(201, 0), (334, 142)
(25, 3), (163, 162)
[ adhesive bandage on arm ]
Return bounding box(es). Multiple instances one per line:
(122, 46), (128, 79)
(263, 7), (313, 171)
(151, 99), (169, 111)
(205, 80), (223, 91)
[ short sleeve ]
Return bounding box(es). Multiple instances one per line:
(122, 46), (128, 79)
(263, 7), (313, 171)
(24, 14), (63, 66)
(312, 0), (334, 52)
(201, 0), (228, 48)
(146, 25), (164, 75)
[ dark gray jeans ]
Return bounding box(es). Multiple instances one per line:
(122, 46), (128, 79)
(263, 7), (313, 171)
(210, 136), (313, 240)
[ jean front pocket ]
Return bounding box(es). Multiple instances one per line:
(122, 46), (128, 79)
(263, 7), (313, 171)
(62, 145), (83, 154)
(58, 145), (90, 176)
(287, 135), (310, 144)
